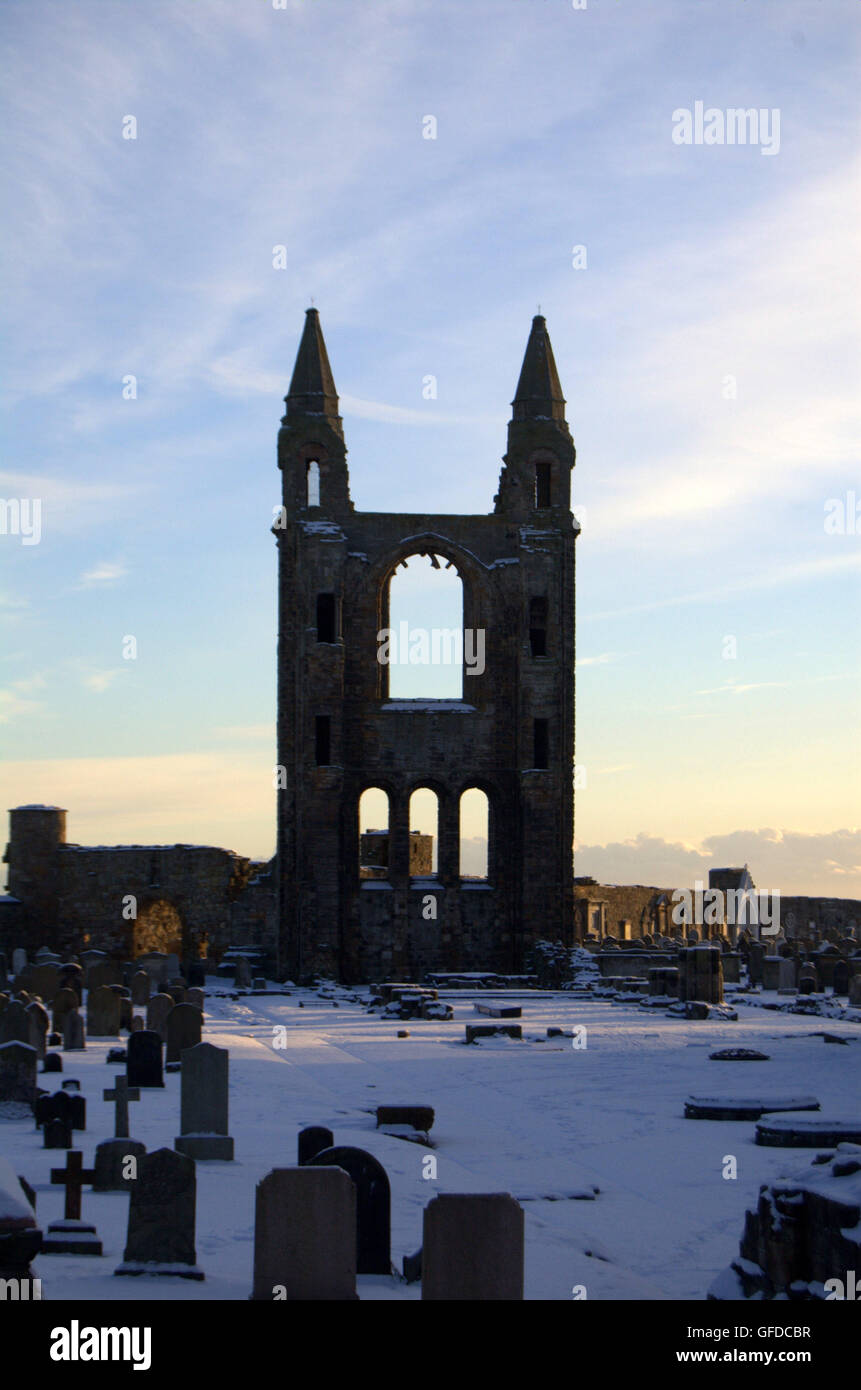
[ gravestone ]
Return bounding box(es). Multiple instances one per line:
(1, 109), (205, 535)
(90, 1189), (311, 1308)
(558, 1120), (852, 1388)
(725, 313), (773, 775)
(307, 1145), (391, 1275)
(832, 959), (849, 996)
(186, 961), (205, 988)
(52, 987), (78, 1032)
(87, 985), (121, 1037)
(778, 958), (796, 992)
(136, 952), (170, 991)
(175, 1042), (234, 1160)
(422, 1193), (524, 1300)
(130, 971), (150, 1006)
(42, 1053), (62, 1074)
(0, 999), (30, 1046)
(127, 1029), (164, 1088)
(167, 985), (186, 1005)
(146, 992), (173, 1041)
(0, 1040), (37, 1108)
(93, 1138), (147, 1192)
(849, 975), (861, 1008)
(115, 1147), (203, 1279)
(748, 941), (765, 986)
(11, 948), (27, 976)
(62, 1009), (86, 1051)
(762, 957), (782, 991)
(26, 1001), (49, 1059)
(88, 961), (122, 991)
(251, 1167), (357, 1301)
(43, 1116), (72, 1149)
(298, 1125), (334, 1164)
(129, 1015), (144, 1033)
(186, 988), (205, 1012)
(234, 957), (252, 988)
(30, 963), (60, 1002)
(36, 1089), (86, 1132)
(42, 1150), (102, 1255)
(165, 1003), (202, 1063)
(798, 963), (819, 995)
(104, 1075), (140, 1139)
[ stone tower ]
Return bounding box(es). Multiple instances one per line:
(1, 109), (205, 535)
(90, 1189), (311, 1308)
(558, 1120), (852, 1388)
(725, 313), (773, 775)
(275, 309), (578, 982)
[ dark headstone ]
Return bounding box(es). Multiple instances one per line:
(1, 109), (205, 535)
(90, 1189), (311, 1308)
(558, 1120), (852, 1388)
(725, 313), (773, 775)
(376, 1105), (434, 1132)
(251, 1167), (357, 1301)
(42, 1052), (62, 1073)
(0, 1040), (38, 1107)
(422, 1193), (524, 1300)
(174, 1042), (234, 1160)
(165, 1003), (202, 1063)
(297, 1125), (334, 1164)
(127, 1029), (164, 1088)
(43, 1117), (73, 1149)
(115, 1147), (203, 1278)
(62, 1009), (86, 1051)
(93, 1138), (147, 1192)
(307, 1145), (391, 1275)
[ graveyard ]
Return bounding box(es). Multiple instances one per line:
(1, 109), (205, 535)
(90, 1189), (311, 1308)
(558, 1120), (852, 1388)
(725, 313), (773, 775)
(2, 952), (860, 1302)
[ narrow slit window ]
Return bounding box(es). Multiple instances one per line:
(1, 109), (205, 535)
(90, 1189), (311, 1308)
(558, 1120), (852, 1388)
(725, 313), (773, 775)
(316, 593), (337, 643)
(533, 718), (549, 769)
(535, 460), (552, 509)
(306, 460), (321, 507)
(529, 596), (548, 657)
(315, 715), (331, 765)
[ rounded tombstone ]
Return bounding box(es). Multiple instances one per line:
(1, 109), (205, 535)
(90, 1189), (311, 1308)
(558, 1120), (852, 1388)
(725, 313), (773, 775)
(306, 1145), (391, 1275)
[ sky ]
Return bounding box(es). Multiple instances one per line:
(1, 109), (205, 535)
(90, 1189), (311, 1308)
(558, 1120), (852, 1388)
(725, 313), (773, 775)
(1, 0), (859, 896)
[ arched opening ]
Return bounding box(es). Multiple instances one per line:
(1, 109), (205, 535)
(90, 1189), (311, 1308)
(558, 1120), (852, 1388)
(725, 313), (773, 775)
(459, 788), (489, 880)
(409, 787), (439, 877)
(306, 459), (320, 507)
(358, 787), (390, 880)
(535, 459), (552, 509)
(133, 899), (184, 957)
(382, 552), (463, 699)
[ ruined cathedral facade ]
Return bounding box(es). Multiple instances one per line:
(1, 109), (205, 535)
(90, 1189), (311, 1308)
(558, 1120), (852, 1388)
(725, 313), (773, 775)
(2, 312), (578, 982)
(275, 310), (577, 982)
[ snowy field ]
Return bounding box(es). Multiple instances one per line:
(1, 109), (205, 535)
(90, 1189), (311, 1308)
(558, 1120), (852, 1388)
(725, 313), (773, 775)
(5, 985), (861, 1301)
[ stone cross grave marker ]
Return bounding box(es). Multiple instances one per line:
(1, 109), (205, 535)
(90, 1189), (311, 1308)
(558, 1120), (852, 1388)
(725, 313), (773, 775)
(104, 1076), (140, 1139)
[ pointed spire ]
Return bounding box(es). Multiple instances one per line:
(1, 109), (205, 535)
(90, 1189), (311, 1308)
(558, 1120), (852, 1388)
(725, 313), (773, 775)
(511, 314), (566, 423)
(285, 308), (339, 418)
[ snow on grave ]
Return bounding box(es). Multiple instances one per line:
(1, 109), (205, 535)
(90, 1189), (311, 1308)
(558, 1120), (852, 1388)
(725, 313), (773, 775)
(0, 1154), (41, 1284)
(684, 1095), (820, 1121)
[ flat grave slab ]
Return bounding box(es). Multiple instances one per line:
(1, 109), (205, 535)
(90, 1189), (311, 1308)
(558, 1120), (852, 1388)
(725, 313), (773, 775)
(685, 1095), (820, 1121)
(755, 1116), (861, 1147)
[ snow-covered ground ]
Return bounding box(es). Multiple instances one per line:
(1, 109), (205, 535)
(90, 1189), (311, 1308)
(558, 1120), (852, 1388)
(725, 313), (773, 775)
(4, 986), (860, 1300)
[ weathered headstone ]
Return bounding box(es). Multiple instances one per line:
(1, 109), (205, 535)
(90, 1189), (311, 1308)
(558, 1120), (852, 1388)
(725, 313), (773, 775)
(43, 1116), (72, 1149)
(88, 960), (122, 991)
(93, 1138), (147, 1192)
(0, 1040), (37, 1108)
(832, 959), (849, 996)
(30, 963), (60, 1003)
(165, 1003), (202, 1063)
(798, 963), (819, 995)
(11, 948), (27, 977)
(62, 1008), (86, 1051)
(115, 1147), (203, 1279)
(298, 1125), (335, 1164)
(127, 1029), (164, 1088)
(26, 1001), (49, 1059)
(0, 999), (30, 1046)
(186, 987), (205, 1012)
(146, 992), (173, 1041)
(849, 975), (861, 1008)
(130, 971), (150, 1006)
(42, 1052), (62, 1074)
(174, 1042), (234, 1159)
(167, 985), (186, 1005)
(251, 1167), (357, 1300)
(748, 941), (765, 985)
(422, 1193), (524, 1300)
(52, 986), (78, 1032)
(307, 1145), (391, 1274)
(234, 957), (252, 988)
(778, 958), (796, 992)
(87, 984), (121, 1037)
(36, 1089), (86, 1132)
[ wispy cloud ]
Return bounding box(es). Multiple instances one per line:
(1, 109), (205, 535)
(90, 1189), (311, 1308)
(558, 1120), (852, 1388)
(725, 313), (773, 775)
(79, 562), (127, 587)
